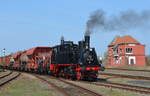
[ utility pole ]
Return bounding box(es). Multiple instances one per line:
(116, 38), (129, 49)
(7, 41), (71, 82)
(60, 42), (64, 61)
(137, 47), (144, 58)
(0, 48), (6, 71)
(2, 48), (6, 70)
(3, 48), (6, 57)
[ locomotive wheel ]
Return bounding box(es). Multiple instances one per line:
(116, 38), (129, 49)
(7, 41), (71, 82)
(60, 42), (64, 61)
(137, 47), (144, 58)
(71, 76), (76, 80)
(88, 72), (98, 81)
(70, 69), (76, 80)
(87, 76), (96, 81)
(40, 69), (43, 74)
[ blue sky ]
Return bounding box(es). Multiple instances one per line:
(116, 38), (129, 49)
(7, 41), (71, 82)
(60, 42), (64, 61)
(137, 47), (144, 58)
(0, 0), (150, 56)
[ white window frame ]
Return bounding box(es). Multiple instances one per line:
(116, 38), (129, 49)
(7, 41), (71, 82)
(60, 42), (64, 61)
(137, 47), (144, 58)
(126, 48), (133, 54)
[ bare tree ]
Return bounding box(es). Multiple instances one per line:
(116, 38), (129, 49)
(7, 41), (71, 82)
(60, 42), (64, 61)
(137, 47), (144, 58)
(102, 51), (109, 67)
(146, 55), (150, 66)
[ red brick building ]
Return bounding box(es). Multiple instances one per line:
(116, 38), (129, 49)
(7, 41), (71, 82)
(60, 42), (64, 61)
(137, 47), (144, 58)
(108, 35), (145, 67)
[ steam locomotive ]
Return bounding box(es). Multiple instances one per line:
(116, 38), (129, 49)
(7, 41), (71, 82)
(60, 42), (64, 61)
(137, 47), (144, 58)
(0, 35), (104, 81)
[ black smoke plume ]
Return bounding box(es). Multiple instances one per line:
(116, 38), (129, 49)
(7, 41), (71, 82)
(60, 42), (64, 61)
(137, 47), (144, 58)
(85, 9), (150, 36)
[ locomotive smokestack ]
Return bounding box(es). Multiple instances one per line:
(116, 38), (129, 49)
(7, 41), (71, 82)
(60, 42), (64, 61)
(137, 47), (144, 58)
(85, 35), (90, 49)
(61, 36), (64, 45)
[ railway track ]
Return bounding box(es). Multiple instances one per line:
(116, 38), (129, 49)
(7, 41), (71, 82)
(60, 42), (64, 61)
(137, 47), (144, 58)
(34, 75), (70, 96)
(58, 78), (103, 96)
(78, 80), (150, 95)
(34, 74), (103, 96)
(106, 68), (150, 72)
(0, 71), (13, 79)
(94, 82), (150, 94)
(100, 72), (150, 80)
(0, 71), (20, 86)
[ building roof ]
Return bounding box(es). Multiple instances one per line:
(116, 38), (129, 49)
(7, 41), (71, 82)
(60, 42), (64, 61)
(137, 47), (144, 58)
(110, 35), (140, 46)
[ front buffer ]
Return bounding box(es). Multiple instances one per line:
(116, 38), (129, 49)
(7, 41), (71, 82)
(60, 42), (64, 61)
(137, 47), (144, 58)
(76, 66), (100, 81)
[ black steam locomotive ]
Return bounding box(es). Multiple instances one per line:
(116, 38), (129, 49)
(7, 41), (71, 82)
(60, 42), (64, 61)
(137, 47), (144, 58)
(50, 35), (104, 80)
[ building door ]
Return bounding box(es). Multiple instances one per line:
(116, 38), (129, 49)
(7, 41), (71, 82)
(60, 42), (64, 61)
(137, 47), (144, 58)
(130, 59), (134, 65)
(129, 56), (136, 65)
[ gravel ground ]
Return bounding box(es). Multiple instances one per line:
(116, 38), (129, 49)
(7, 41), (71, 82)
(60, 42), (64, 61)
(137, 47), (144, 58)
(40, 75), (97, 96)
(99, 70), (150, 88)
(1, 71), (148, 96)
(101, 69), (150, 77)
(99, 74), (150, 88)
(66, 80), (146, 96)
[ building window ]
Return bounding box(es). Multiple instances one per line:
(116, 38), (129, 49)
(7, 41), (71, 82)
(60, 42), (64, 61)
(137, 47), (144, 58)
(114, 56), (119, 64)
(126, 48), (132, 54)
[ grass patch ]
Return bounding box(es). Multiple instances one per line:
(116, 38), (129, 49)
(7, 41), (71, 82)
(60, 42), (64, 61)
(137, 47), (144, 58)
(100, 87), (139, 96)
(107, 65), (150, 70)
(0, 71), (9, 75)
(0, 76), (53, 96)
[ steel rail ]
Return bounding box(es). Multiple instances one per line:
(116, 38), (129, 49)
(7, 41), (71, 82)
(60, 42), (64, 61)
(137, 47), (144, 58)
(0, 71), (13, 79)
(78, 80), (150, 95)
(100, 72), (150, 80)
(106, 68), (150, 72)
(34, 75), (70, 96)
(0, 72), (20, 86)
(57, 78), (104, 96)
